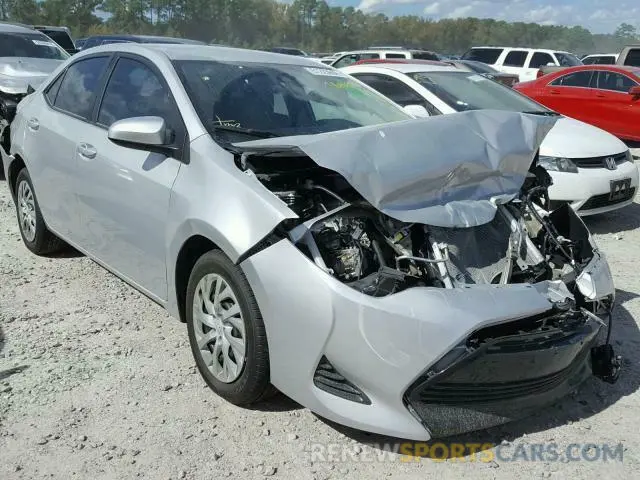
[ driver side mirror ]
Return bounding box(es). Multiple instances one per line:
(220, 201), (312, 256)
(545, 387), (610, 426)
(108, 116), (180, 158)
(629, 86), (640, 96)
(403, 104), (430, 118)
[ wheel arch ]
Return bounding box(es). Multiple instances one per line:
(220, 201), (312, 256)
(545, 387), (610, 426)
(7, 154), (26, 199)
(173, 233), (222, 323)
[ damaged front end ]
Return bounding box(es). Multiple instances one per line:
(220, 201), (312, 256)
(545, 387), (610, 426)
(232, 110), (620, 436)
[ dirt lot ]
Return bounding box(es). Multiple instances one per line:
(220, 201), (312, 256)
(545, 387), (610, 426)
(1, 179), (639, 480)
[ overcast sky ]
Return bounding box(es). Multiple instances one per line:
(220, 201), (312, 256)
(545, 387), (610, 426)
(329, 0), (638, 34)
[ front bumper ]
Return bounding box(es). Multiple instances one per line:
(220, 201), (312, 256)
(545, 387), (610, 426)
(241, 239), (615, 440)
(548, 160), (639, 215)
(404, 308), (599, 437)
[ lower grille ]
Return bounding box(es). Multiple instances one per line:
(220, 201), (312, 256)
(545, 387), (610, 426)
(404, 309), (600, 437)
(313, 356), (371, 405)
(581, 187), (636, 210)
(573, 152), (628, 169)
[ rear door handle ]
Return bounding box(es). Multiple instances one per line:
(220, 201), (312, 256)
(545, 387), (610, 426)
(77, 143), (97, 159)
(27, 118), (39, 131)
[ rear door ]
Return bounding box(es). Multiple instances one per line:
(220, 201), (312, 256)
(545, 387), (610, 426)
(591, 69), (639, 139)
(73, 54), (184, 300)
(21, 55), (112, 241)
(500, 50), (530, 81)
(528, 51), (555, 79)
(537, 70), (596, 120)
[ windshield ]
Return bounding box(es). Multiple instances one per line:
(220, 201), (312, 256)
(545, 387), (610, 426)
(555, 52), (582, 66)
(174, 60), (410, 138)
(407, 71), (549, 113)
(0, 32), (69, 60)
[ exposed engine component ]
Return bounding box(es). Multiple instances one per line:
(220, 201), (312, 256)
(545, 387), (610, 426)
(241, 151), (599, 304)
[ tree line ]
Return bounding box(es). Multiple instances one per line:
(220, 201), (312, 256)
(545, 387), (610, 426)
(1, 0), (638, 55)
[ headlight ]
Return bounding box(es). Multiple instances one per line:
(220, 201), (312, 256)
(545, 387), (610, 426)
(538, 155), (578, 173)
(626, 149), (634, 163)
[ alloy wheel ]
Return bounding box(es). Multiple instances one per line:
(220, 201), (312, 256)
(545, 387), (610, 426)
(17, 180), (36, 242)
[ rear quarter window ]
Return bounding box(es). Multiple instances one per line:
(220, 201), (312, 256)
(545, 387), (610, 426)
(623, 49), (640, 67)
(461, 48), (503, 64)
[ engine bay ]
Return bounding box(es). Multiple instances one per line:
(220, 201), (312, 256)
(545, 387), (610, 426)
(239, 152), (598, 306)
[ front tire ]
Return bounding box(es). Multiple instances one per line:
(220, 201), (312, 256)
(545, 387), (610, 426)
(186, 250), (273, 405)
(14, 168), (64, 255)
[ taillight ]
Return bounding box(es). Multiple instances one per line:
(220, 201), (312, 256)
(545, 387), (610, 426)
(536, 70), (544, 79)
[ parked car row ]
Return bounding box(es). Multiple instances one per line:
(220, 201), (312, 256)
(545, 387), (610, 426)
(0, 24), (629, 440)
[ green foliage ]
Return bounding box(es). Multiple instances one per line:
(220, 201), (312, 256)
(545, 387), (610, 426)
(2, 0), (637, 55)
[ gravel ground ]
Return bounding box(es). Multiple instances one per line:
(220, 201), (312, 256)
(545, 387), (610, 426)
(1, 177), (640, 480)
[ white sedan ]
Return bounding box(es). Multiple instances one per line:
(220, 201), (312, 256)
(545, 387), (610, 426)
(341, 62), (639, 216)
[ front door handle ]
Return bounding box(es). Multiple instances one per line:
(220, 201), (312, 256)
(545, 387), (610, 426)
(77, 143), (97, 159)
(549, 89), (560, 95)
(27, 118), (39, 131)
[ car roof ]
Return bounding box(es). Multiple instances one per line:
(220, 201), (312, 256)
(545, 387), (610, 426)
(85, 34), (203, 44)
(79, 43), (330, 66)
(538, 64), (640, 79)
(344, 63), (460, 74)
(470, 46), (574, 54)
(0, 22), (37, 34)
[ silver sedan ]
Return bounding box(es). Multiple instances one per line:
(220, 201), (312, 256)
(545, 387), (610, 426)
(1, 44), (621, 440)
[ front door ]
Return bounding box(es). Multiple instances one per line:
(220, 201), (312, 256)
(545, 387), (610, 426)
(74, 55), (185, 300)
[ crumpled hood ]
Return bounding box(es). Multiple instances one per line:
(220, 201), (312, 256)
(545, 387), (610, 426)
(234, 110), (556, 228)
(0, 57), (63, 94)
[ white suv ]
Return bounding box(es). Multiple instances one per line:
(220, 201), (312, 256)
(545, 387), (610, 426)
(462, 47), (582, 82)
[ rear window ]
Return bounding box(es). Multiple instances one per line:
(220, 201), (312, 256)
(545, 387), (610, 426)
(39, 30), (74, 50)
(385, 53), (407, 59)
(623, 49), (640, 67)
(583, 56), (616, 65)
(461, 48), (503, 64)
(554, 52), (582, 66)
(411, 51), (439, 61)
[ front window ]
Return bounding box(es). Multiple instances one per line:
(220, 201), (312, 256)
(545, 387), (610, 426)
(0, 33), (69, 60)
(554, 52), (582, 66)
(174, 60), (409, 139)
(407, 71), (550, 113)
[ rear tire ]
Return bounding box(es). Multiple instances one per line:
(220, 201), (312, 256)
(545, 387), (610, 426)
(186, 249), (274, 405)
(14, 168), (64, 255)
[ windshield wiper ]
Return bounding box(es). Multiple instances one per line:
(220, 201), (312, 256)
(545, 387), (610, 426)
(211, 124), (281, 139)
(521, 110), (560, 116)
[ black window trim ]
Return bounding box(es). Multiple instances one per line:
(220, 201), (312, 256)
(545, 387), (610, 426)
(93, 52), (189, 163)
(43, 53), (116, 124)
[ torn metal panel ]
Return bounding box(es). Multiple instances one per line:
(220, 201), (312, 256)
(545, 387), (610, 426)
(234, 110), (556, 228)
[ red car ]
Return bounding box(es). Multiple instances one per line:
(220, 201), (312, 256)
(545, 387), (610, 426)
(514, 65), (640, 141)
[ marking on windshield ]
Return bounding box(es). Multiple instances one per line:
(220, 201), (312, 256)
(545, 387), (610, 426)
(468, 74), (486, 82)
(305, 67), (345, 77)
(214, 116), (240, 127)
(32, 40), (56, 47)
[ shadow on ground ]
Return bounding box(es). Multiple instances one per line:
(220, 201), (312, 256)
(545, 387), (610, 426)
(584, 202), (640, 235)
(0, 326), (29, 381)
(313, 288), (640, 458)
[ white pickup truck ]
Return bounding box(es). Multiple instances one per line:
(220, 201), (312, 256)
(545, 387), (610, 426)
(461, 47), (583, 82)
